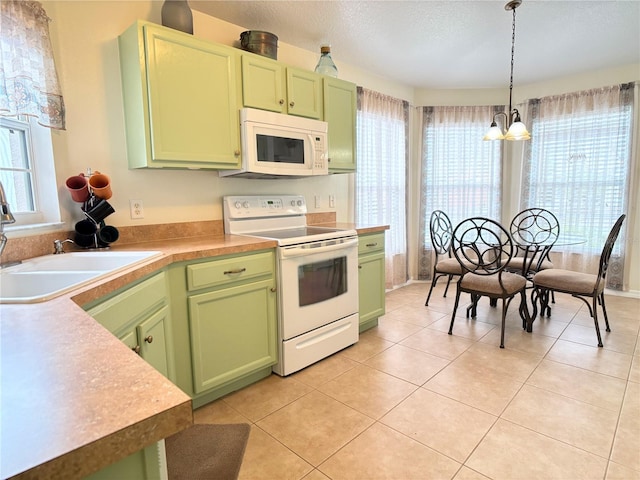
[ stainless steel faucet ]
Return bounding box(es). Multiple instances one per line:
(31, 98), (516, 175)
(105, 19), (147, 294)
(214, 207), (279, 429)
(0, 180), (16, 257)
(53, 239), (75, 254)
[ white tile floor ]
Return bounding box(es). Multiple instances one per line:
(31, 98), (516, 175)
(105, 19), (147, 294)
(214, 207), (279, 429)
(194, 282), (640, 479)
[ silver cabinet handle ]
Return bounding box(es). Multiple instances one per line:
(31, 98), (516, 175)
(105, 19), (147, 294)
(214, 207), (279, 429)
(224, 268), (246, 275)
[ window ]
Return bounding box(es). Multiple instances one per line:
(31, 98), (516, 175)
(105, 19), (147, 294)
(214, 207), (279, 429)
(0, 116), (59, 228)
(1, 117), (35, 212)
(356, 87), (408, 289)
(418, 105), (503, 280)
(521, 84), (633, 289)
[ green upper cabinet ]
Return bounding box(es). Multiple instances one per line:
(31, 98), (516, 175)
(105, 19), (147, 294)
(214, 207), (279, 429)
(241, 54), (323, 119)
(285, 67), (323, 119)
(323, 77), (357, 173)
(241, 54), (285, 113)
(118, 21), (241, 169)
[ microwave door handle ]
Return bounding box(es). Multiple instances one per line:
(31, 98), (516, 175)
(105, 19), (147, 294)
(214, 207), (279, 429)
(280, 238), (358, 258)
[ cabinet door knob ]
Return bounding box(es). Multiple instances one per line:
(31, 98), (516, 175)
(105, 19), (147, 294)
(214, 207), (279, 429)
(270, 287), (277, 292)
(358, 265), (362, 269)
(279, 99), (285, 105)
(234, 150), (240, 156)
(289, 101), (295, 108)
(145, 335), (153, 344)
(366, 243), (378, 247)
(132, 345), (141, 354)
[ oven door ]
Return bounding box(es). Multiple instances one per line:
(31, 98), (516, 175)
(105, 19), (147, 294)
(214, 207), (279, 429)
(278, 236), (359, 340)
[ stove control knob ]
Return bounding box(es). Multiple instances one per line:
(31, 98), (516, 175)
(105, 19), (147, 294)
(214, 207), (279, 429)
(234, 201), (242, 209)
(243, 201), (250, 208)
(290, 200), (296, 206)
(297, 200), (303, 206)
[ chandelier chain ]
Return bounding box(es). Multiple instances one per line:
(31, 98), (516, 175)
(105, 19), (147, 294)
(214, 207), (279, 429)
(508, 6), (517, 115)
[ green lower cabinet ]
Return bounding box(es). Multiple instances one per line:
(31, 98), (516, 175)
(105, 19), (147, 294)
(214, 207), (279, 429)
(188, 278), (277, 393)
(168, 250), (278, 407)
(358, 232), (386, 331)
(85, 271), (174, 381)
(84, 271), (173, 480)
(85, 441), (165, 480)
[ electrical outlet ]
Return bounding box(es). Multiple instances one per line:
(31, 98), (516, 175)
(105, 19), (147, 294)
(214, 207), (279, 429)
(314, 195), (321, 208)
(329, 194), (336, 208)
(130, 199), (144, 219)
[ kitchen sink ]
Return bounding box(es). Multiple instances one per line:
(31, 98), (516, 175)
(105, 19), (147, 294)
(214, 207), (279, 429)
(0, 251), (163, 304)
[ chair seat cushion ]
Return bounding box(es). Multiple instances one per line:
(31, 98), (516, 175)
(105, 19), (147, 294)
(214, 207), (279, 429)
(506, 256), (554, 272)
(435, 257), (464, 275)
(460, 271), (527, 296)
(533, 269), (603, 295)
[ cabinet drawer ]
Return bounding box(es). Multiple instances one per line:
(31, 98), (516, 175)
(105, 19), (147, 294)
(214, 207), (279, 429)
(358, 233), (385, 255)
(186, 251), (274, 292)
(87, 272), (168, 333)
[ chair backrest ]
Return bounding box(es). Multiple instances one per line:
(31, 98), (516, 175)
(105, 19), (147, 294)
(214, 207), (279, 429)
(429, 210), (454, 256)
(452, 217), (514, 276)
(597, 214), (626, 281)
(510, 208), (560, 247)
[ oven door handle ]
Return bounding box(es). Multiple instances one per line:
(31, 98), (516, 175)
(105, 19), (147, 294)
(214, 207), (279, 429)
(280, 237), (358, 258)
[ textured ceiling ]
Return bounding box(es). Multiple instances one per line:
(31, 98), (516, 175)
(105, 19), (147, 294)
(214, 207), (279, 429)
(190, 0), (640, 89)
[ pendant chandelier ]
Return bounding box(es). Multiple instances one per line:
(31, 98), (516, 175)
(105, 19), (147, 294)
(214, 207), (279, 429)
(483, 0), (531, 141)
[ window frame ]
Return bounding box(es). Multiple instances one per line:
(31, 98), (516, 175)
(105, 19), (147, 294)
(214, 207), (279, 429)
(0, 115), (61, 230)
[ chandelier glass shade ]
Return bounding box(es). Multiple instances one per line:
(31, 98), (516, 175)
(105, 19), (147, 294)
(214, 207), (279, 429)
(484, 0), (531, 141)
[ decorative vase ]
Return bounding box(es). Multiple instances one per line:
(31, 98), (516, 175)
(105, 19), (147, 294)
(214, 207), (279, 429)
(161, 0), (193, 35)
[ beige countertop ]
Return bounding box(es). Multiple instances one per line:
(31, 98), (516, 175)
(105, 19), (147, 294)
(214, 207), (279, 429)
(0, 225), (387, 479)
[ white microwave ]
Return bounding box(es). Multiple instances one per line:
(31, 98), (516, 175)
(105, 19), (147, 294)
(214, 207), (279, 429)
(219, 108), (329, 179)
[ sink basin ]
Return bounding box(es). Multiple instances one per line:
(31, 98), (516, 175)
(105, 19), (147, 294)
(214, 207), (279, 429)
(0, 251), (163, 304)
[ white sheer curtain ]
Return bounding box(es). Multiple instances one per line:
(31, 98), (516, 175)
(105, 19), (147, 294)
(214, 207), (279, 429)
(418, 105), (503, 280)
(521, 84), (635, 289)
(0, 1), (65, 129)
(356, 87), (408, 289)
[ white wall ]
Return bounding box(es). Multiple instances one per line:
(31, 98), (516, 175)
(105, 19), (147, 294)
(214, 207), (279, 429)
(41, 1), (640, 290)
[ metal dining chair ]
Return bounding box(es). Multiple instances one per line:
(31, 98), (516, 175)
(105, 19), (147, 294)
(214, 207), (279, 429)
(449, 217), (528, 348)
(424, 210), (464, 306)
(507, 207), (560, 278)
(532, 214), (626, 347)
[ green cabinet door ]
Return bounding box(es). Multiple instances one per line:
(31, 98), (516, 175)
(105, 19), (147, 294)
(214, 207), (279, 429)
(358, 233), (386, 331)
(323, 77), (357, 172)
(286, 67), (323, 119)
(241, 54), (285, 113)
(188, 278), (277, 394)
(119, 21), (241, 169)
(138, 305), (171, 378)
